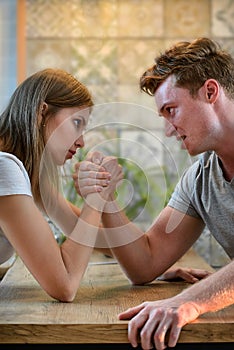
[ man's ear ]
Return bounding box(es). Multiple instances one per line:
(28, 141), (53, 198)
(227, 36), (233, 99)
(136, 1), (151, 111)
(204, 79), (219, 103)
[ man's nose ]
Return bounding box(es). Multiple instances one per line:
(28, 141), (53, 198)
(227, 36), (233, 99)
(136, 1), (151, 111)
(164, 119), (176, 137)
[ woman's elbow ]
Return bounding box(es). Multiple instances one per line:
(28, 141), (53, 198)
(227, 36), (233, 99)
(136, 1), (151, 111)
(45, 281), (78, 302)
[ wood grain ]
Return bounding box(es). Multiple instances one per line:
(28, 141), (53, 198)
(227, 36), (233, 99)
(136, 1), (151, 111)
(0, 250), (233, 344)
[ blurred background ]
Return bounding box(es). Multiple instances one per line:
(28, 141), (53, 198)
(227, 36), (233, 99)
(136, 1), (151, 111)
(1, 0), (233, 267)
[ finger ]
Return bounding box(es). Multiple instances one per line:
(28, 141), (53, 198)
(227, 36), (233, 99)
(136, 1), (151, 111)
(178, 270), (199, 283)
(79, 161), (106, 173)
(78, 170), (111, 180)
(153, 316), (172, 350)
(79, 185), (104, 195)
(140, 316), (159, 350)
(79, 178), (110, 188)
(101, 156), (118, 170)
(156, 270), (190, 282)
(72, 173), (78, 181)
(160, 268), (200, 283)
(87, 151), (105, 164)
(118, 304), (145, 320)
(179, 268), (212, 282)
(167, 323), (182, 348)
(73, 162), (81, 172)
(128, 311), (150, 348)
(189, 269), (212, 279)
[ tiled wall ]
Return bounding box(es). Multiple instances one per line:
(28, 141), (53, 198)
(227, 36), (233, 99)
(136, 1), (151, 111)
(6, 0), (234, 266)
(26, 0), (234, 267)
(0, 0), (17, 113)
(26, 0), (234, 104)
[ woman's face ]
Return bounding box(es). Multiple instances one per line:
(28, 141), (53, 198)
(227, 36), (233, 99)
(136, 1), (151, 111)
(44, 106), (90, 165)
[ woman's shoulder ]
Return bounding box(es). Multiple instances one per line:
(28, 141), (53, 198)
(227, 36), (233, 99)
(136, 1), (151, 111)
(0, 151), (32, 195)
(0, 151), (23, 165)
(0, 151), (28, 176)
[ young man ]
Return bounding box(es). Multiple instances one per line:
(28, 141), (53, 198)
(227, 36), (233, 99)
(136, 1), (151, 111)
(75, 37), (234, 350)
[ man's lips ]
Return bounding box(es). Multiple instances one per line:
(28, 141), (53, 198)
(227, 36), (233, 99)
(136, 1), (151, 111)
(176, 135), (186, 141)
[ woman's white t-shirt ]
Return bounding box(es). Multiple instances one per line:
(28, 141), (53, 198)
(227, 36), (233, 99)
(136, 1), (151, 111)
(0, 152), (32, 264)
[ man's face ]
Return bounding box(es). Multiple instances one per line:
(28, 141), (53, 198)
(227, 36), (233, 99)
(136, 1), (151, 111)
(154, 75), (221, 156)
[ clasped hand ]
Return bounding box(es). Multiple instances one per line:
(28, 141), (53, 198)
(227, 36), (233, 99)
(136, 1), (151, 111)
(73, 151), (123, 200)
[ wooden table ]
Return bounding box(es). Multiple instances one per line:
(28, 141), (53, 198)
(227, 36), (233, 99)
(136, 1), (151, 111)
(0, 249), (233, 348)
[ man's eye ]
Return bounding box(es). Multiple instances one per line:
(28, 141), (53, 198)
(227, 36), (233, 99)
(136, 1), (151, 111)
(166, 107), (172, 114)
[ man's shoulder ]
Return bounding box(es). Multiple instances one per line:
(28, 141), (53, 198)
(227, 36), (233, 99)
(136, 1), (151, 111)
(192, 151), (216, 170)
(180, 151), (215, 184)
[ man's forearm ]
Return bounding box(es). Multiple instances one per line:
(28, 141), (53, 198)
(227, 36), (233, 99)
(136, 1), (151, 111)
(101, 196), (158, 283)
(178, 260), (234, 314)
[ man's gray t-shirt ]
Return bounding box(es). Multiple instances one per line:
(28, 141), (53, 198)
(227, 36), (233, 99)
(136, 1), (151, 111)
(0, 152), (32, 264)
(168, 151), (234, 259)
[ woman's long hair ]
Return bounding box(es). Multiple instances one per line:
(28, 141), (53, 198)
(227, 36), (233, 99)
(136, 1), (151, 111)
(0, 68), (93, 206)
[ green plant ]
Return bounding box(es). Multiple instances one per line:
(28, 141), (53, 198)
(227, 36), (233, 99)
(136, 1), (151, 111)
(62, 152), (176, 225)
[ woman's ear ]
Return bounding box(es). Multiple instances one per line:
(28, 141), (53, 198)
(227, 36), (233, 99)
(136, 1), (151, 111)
(204, 79), (219, 103)
(38, 102), (48, 127)
(41, 102), (48, 117)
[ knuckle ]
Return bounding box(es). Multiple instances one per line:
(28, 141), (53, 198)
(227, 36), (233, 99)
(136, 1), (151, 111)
(79, 161), (88, 170)
(129, 318), (138, 330)
(140, 328), (151, 339)
(154, 330), (164, 343)
(74, 163), (80, 171)
(155, 308), (164, 318)
(87, 178), (95, 185)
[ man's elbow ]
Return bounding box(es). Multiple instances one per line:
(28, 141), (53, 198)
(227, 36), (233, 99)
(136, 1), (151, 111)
(126, 273), (155, 286)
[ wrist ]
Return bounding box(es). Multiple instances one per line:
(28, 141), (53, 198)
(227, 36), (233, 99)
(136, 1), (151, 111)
(103, 195), (121, 214)
(84, 193), (106, 212)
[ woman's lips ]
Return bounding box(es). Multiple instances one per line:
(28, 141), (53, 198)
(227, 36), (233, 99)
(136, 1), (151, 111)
(66, 149), (76, 159)
(69, 149), (76, 156)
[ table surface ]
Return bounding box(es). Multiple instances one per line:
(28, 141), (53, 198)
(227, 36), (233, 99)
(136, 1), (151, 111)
(0, 249), (233, 344)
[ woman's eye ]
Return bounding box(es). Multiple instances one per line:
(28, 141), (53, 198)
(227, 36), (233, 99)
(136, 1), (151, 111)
(74, 119), (82, 128)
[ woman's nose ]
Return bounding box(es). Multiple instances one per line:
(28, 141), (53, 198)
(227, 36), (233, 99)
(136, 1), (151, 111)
(75, 135), (84, 148)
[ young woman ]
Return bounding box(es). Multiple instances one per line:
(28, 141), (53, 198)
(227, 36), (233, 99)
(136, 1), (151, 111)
(0, 68), (122, 301)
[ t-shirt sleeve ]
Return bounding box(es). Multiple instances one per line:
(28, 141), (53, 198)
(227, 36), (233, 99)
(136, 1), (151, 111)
(0, 153), (32, 197)
(167, 161), (201, 218)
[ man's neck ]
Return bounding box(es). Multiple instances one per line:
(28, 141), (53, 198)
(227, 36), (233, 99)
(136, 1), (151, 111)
(218, 156), (234, 182)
